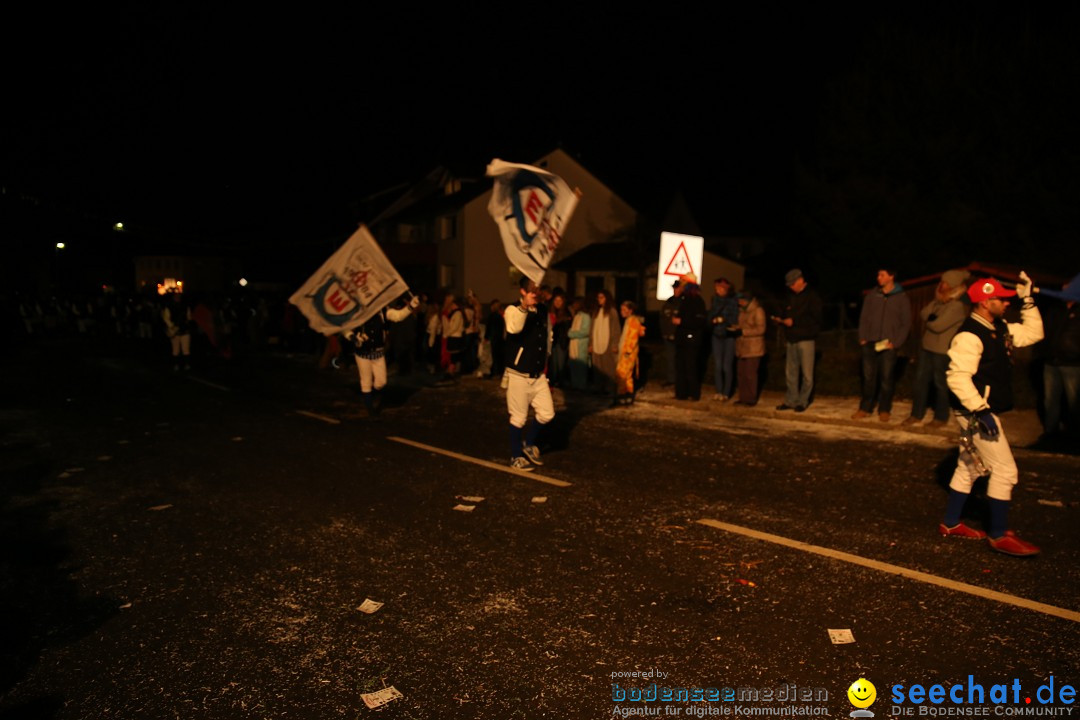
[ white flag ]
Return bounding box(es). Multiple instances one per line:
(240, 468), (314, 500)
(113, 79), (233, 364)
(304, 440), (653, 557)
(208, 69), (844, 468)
(288, 224), (408, 336)
(486, 158), (581, 284)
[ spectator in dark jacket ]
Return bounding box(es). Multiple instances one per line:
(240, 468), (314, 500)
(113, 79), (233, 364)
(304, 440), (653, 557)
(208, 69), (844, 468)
(775, 268), (823, 412)
(1039, 291), (1080, 439)
(673, 273), (708, 401)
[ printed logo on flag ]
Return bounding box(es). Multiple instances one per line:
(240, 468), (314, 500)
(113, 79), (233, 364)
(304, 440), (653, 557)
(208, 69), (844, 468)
(310, 273), (361, 327)
(289, 224), (408, 336)
(486, 158), (581, 285)
(508, 169), (559, 262)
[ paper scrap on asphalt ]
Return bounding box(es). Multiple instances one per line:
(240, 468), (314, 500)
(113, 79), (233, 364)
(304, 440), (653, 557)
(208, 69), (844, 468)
(357, 599), (384, 614)
(58, 472), (71, 479)
(119, 602), (132, 609)
(148, 504), (173, 511)
(66, 468), (85, 473)
(1037, 499), (1064, 507)
(452, 504), (476, 512)
(98, 455), (112, 461)
(232, 437), (244, 442)
(456, 496), (484, 503)
(118, 440), (130, 445)
(828, 628), (855, 644)
(361, 686), (403, 709)
(531, 496), (547, 503)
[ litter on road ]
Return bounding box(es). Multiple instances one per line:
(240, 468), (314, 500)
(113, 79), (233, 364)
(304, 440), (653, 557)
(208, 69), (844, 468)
(357, 599), (384, 614)
(828, 628), (856, 644)
(147, 504), (173, 511)
(453, 504), (476, 512)
(361, 686), (403, 709)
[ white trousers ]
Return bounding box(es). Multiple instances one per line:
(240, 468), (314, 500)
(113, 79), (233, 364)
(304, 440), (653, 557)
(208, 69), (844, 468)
(506, 373), (555, 428)
(949, 412), (1018, 501)
(355, 355), (387, 393)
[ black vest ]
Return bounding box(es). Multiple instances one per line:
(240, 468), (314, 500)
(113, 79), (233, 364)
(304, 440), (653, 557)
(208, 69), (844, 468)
(505, 303), (549, 377)
(350, 311), (386, 355)
(949, 316), (1013, 413)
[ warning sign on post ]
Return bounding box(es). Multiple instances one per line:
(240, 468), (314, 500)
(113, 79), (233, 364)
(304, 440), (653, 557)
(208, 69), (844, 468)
(655, 232), (704, 300)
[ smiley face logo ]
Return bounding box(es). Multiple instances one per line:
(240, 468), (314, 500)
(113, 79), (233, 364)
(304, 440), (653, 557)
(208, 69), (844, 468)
(847, 678), (877, 708)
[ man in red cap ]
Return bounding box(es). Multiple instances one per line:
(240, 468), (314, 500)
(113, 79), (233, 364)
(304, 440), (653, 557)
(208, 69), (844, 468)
(939, 272), (1043, 556)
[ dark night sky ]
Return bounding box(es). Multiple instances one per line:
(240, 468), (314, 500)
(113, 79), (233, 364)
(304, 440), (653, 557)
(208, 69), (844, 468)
(5, 6), (1080, 291)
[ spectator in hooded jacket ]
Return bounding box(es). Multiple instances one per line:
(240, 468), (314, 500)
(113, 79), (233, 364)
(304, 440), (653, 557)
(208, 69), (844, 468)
(852, 267), (912, 423)
(903, 269), (970, 427)
(733, 289), (767, 406)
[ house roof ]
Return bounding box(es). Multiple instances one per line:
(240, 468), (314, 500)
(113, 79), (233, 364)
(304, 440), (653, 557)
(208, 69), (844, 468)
(364, 146), (643, 229)
(552, 239), (644, 272)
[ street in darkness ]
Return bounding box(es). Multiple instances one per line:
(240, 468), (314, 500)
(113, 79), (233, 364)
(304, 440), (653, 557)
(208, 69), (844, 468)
(2, 336), (1078, 719)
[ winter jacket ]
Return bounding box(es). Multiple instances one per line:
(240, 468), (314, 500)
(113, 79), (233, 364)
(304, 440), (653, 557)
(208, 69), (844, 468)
(858, 284), (912, 348)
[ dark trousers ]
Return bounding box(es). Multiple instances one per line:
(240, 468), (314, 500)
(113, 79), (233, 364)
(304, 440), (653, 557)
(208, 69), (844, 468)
(859, 345), (898, 414)
(675, 339), (702, 400)
(736, 356), (761, 404)
(909, 348), (950, 421)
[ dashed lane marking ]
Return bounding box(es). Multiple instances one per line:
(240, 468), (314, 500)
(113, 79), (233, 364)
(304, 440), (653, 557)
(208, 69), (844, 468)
(296, 410), (342, 425)
(187, 376), (230, 392)
(697, 518), (1080, 623)
(387, 436), (572, 488)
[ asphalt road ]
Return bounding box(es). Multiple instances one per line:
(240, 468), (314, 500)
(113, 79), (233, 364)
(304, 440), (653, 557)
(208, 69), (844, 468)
(2, 336), (1079, 719)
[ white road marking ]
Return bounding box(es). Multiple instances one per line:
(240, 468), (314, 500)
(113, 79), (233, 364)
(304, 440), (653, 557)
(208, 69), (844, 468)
(296, 410), (341, 425)
(187, 376), (230, 392)
(387, 436), (572, 488)
(697, 518), (1080, 623)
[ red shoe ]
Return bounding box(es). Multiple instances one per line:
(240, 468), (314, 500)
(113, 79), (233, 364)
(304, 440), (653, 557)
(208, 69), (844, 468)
(938, 522), (987, 540)
(987, 531), (1040, 557)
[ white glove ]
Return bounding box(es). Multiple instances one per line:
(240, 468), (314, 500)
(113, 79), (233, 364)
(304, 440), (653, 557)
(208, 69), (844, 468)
(1017, 271), (1032, 299)
(409, 296), (420, 309)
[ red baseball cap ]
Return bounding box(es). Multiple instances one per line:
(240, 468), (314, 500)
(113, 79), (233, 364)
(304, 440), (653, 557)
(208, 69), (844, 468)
(967, 278), (1017, 303)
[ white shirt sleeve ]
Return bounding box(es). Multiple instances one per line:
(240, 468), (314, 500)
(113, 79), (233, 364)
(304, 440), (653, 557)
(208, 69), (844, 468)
(504, 304), (527, 334)
(946, 330), (987, 412)
(1006, 301), (1044, 348)
(386, 306), (411, 322)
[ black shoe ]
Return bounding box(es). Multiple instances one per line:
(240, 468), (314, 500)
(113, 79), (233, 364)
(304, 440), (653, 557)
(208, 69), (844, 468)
(795, 405), (807, 413)
(776, 403), (794, 410)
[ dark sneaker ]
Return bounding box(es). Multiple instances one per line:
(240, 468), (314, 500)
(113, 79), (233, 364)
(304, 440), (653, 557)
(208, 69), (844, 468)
(938, 522), (987, 540)
(510, 456), (534, 472)
(776, 403), (794, 411)
(522, 445), (543, 466)
(988, 531), (1040, 557)
(794, 405), (807, 413)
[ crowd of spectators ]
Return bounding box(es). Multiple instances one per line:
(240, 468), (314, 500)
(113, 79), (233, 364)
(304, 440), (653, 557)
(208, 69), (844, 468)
(6, 266), (1077, 444)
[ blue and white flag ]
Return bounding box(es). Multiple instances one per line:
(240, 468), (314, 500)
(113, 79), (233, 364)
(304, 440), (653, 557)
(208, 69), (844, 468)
(486, 158), (581, 284)
(1036, 272), (1080, 303)
(289, 224), (408, 336)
